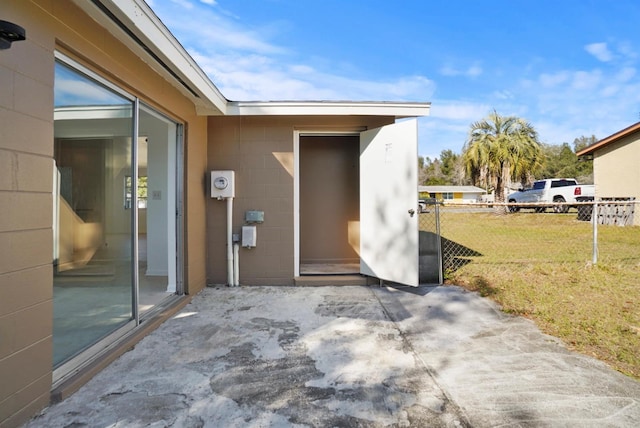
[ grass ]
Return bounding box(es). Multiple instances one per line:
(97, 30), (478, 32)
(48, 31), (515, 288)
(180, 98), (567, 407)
(426, 210), (640, 380)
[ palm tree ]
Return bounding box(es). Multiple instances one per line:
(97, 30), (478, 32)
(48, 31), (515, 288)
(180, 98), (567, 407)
(462, 111), (543, 207)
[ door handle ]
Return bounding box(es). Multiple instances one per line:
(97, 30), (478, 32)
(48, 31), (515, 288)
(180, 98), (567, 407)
(408, 209), (415, 217)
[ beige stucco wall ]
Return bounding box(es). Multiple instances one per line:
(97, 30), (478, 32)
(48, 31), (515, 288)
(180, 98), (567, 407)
(207, 115), (393, 285)
(0, 1), (208, 425)
(593, 132), (640, 226)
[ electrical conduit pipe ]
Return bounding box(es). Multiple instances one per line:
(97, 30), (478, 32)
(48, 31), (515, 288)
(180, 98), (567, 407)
(226, 197), (234, 286)
(233, 242), (240, 286)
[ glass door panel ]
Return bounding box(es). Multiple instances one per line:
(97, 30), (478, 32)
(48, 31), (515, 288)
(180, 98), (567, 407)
(137, 106), (178, 313)
(53, 61), (134, 367)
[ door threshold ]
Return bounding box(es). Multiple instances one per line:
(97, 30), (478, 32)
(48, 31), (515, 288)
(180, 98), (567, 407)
(299, 263), (360, 275)
(300, 272), (359, 276)
(294, 275), (377, 286)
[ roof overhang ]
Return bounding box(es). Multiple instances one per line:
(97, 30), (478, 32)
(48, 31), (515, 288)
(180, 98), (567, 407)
(418, 186), (487, 194)
(73, 0), (229, 115)
(576, 121), (640, 156)
(226, 101), (430, 118)
(73, 0), (430, 119)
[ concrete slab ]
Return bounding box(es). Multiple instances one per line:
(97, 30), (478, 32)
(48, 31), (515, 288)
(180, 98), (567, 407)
(26, 285), (640, 427)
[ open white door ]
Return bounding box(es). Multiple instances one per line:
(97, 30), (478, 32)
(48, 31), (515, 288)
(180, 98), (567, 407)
(360, 119), (419, 286)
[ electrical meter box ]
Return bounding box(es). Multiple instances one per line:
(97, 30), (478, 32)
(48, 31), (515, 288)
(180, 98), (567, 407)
(210, 170), (235, 199)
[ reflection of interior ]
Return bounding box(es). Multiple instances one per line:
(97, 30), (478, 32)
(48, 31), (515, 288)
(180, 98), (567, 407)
(52, 103), (177, 367)
(55, 139), (107, 272)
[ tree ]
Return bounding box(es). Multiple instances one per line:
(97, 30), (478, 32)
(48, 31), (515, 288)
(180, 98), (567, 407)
(418, 150), (469, 186)
(573, 135), (597, 153)
(419, 156), (447, 185)
(538, 136), (595, 184)
(539, 143), (576, 179)
(439, 149), (467, 185)
(462, 111), (543, 204)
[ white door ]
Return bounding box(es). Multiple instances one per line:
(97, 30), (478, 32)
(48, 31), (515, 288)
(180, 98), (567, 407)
(360, 119), (419, 286)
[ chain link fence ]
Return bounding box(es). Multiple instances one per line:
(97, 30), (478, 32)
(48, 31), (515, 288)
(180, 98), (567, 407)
(418, 200), (640, 282)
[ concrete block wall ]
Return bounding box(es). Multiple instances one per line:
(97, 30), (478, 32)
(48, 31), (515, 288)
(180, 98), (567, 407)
(206, 115), (392, 285)
(0, 1), (209, 425)
(0, 1), (55, 426)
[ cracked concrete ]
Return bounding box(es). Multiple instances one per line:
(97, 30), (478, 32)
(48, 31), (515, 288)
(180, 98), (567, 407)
(26, 285), (640, 427)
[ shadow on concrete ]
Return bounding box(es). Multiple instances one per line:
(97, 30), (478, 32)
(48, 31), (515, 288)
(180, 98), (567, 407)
(385, 283), (439, 296)
(419, 231), (483, 280)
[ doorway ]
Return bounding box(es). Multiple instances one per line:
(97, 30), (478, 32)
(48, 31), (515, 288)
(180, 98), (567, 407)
(294, 121), (420, 286)
(299, 135), (360, 274)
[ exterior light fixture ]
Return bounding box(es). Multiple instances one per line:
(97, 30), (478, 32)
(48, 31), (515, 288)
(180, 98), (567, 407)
(0, 20), (26, 50)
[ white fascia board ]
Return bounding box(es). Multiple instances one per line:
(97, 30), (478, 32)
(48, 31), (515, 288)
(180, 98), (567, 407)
(73, 0), (228, 115)
(226, 101), (431, 118)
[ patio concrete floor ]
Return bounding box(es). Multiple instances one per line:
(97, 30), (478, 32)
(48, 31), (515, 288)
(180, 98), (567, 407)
(27, 284), (640, 427)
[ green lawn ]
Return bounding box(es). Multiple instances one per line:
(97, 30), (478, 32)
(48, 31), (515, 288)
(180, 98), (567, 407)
(425, 211), (640, 380)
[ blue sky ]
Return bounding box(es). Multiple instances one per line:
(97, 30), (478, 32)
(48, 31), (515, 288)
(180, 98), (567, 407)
(149, 0), (640, 159)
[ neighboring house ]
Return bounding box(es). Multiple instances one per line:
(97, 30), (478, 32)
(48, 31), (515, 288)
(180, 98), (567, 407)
(419, 185), (487, 203)
(0, 1), (430, 425)
(576, 122), (640, 226)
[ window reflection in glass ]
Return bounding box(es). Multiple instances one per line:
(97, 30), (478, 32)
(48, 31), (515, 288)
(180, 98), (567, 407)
(53, 60), (134, 367)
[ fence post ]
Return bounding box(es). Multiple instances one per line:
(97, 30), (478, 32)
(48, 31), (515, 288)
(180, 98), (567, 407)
(592, 200), (598, 265)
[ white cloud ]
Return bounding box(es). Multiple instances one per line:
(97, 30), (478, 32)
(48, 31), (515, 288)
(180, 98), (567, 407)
(539, 71), (570, 88)
(168, 0), (195, 10)
(616, 41), (637, 61)
(492, 90), (514, 100)
(151, 0), (640, 157)
(152, 1), (436, 102)
(571, 70), (602, 90)
(600, 85), (619, 97)
(418, 117), (472, 158)
(513, 62), (640, 145)
(155, 2), (285, 55)
(191, 50), (434, 101)
(616, 66), (636, 82)
(430, 101), (489, 121)
(467, 65), (483, 77)
(288, 64), (315, 75)
(585, 42), (613, 62)
(439, 63), (483, 78)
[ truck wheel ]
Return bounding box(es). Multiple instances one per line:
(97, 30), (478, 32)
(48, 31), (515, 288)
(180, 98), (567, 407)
(553, 196), (568, 213)
(508, 200), (519, 212)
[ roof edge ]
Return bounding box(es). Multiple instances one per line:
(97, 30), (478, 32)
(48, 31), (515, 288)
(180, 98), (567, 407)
(418, 185), (487, 193)
(75, 0), (229, 115)
(73, 1), (433, 119)
(225, 101), (431, 117)
(577, 121), (640, 156)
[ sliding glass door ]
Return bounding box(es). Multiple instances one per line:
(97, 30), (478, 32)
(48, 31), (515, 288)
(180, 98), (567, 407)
(137, 106), (180, 313)
(52, 54), (182, 374)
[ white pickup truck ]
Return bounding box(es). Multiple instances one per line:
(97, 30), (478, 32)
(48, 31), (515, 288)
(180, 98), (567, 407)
(507, 178), (595, 213)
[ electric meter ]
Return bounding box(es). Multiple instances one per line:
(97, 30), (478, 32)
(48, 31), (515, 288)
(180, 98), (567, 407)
(210, 170), (235, 198)
(213, 176), (228, 190)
